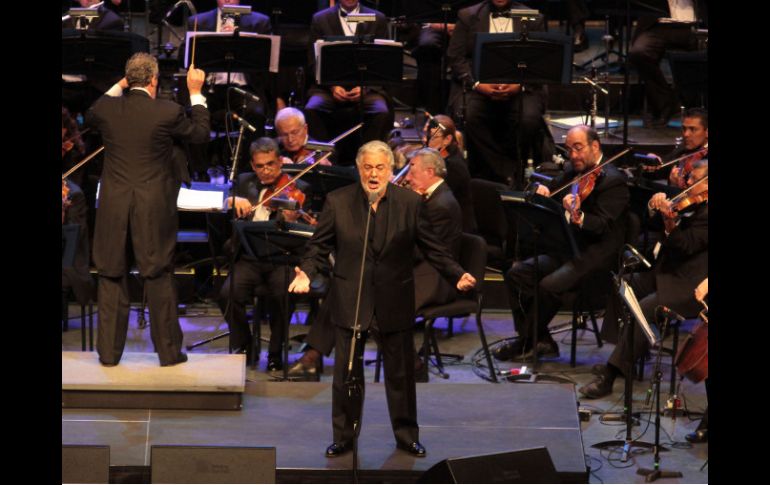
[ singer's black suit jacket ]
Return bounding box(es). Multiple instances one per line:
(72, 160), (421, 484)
(300, 182), (465, 333)
(86, 89), (210, 277)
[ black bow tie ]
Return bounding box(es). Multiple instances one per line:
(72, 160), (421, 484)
(491, 10), (511, 19)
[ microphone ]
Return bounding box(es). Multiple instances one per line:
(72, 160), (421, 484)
(423, 111), (447, 132)
(231, 113), (256, 133)
(623, 244), (651, 269)
(368, 190), (381, 205)
(229, 86), (260, 103)
(659, 306), (685, 321)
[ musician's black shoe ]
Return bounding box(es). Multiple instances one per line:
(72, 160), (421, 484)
(685, 428), (708, 443)
(493, 339), (527, 361)
(515, 339), (560, 360)
(325, 442), (351, 457)
(267, 353), (283, 372)
(578, 371), (615, 399)
(286, 360), (320, 381)
(160, 353), (188, 367)
(397, 441), (427, 457)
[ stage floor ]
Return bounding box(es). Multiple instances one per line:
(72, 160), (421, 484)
(62, 380), (588, 483)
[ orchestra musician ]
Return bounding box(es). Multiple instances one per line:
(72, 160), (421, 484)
(288, 140), (475, 457)
(85, 53), (210, 367)
(274, 107), (331, 166)
(304, 0), (392, 165)
(422, 114), (476, 233)
(495, 125), (630, 361)
(220, 137), (312, 371)
(579, 159), (708, 399)
(686, 276), (708, 443)
(642, 107), (708, 188)
(629, 0), (708, 128)
(446, 0), (554, 187)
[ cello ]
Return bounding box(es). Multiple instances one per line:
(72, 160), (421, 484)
(675, 300), (708, 383)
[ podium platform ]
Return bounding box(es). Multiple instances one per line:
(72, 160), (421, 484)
(62, 352), (245, 410)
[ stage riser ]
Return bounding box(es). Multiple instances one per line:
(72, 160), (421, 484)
(62, 390), (242, 411)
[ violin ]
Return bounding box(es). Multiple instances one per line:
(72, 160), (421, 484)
(568, 169), (600, 222)
(246, 173), (318, 225)
(672, 190), (708, 213)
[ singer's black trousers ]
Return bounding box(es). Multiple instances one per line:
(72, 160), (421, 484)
(331, 322), (419, 447)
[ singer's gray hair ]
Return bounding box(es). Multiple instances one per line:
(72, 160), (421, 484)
(275, 107), (306, 127)
(125, 53), (159, 88)
(356, 140), (395, 170)
(409, 148), (447, 179)
(249, 137), (280, 157)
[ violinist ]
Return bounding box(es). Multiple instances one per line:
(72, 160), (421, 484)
(641, 107), (708, 188)
(220, 137), (311, 371)
(495, 125), (630, 361)
(579, 160), (708, 400)
(62, 107), (86, 186)
(422, 114), (476, 233)
(274, 107), (331, 166)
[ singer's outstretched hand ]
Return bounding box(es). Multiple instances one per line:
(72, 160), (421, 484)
(456, 273), (476, 291)
(288, 266), (310, 293)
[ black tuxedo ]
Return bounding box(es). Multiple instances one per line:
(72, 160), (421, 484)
(414, 182), (463, 312)
(62, 5), (123, 31)
(218, 172), (311, 357)
(505, 162), (630, 342)
(603, 201), (707, 376)
(444, 147), (477, 233)
(446, 1), (552, 185)
(299, 182), (465, 446)
(86, 89), (210, 365)
(629, 0), (708, 119)
(304, 5), (393, 165)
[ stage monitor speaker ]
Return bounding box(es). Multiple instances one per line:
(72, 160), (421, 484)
(62, 444), (110, 484)
(151, 445), (276, 484)
(418, 446), (558, 483)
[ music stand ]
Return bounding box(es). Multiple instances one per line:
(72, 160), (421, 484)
(234, 220), (314, 380)
(473, 32), (571, 188)
(499, 191), (577, 383)
(62, 224), (80, 269)
(316, 38), (403, 135)
(62, 29), (150, 76)
(591, 272), (658, 460)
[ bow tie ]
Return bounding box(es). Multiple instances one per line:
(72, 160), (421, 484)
(491, 11), (511, 19)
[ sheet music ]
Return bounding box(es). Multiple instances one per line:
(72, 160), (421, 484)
(619, 279), (661, 347)
(184, 31), (281, 73)
(550, 115), (619, 129)
(177, 186), (226, 212)
(314, 39), (403, 84)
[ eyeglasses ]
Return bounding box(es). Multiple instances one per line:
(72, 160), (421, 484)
(253, 160), (278, 171)
(565, 143), (587, 154)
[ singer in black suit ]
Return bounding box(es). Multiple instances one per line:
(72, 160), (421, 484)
(305, 0), (393, 165)
(447, 0), (553, 187)
(85, 53), (210, 366)
(497, 125), (630, 361)
(289, 141), (476, 457)
(579, 159), (708, 399)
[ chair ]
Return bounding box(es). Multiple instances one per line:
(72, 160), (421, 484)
(375, 233), (497, 383)
(62, 289), (95, 352)
(469, 179), (510, 271)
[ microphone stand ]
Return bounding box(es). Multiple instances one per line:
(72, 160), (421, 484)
(346, 191), (378, 483)
(636, 311), (682, 482)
